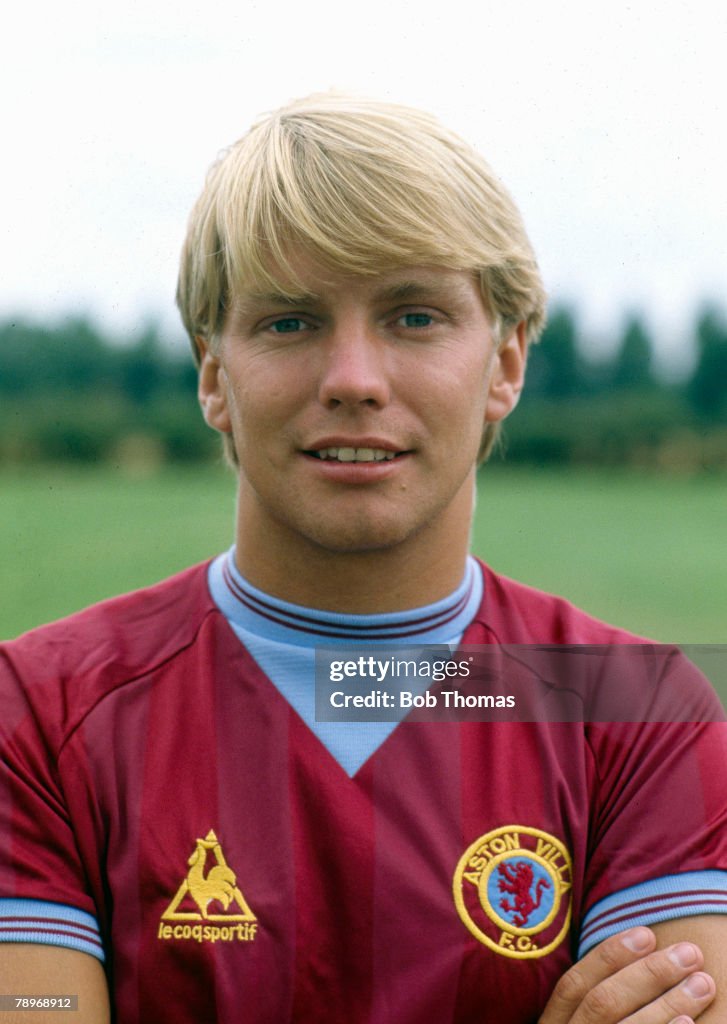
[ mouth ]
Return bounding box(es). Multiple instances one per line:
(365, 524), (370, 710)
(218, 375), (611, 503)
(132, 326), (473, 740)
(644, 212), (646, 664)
(305, 446), (403, 463)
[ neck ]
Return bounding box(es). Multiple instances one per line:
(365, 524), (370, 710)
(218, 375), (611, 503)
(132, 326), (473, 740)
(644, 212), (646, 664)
(234, 481), (474, 614)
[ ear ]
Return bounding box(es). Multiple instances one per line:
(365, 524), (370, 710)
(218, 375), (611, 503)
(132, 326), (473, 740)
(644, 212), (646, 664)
(485, 321), (528, 423)
(196, 335), (232, 434)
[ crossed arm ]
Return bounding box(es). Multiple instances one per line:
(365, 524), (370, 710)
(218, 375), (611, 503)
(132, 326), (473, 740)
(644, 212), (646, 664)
(540, 916), (726, 1024)
(0, 916), (725, 1023)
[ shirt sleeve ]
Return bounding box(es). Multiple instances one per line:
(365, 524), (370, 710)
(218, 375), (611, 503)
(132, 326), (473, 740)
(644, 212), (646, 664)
(578, 869), (727, 954)
(0, 647), (105, 961)
(578, 649), (727, 956)
(0, 898), (104, 961)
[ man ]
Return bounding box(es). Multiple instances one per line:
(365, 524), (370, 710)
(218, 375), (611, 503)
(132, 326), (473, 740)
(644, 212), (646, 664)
(1, 93), (726, 1023)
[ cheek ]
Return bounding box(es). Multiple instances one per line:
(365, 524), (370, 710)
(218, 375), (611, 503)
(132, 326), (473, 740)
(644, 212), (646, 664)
(225, 373), (300, 460)
(447, 360), (494, 453)
(429, 353), (492, 419)
(217, 382), (259, 463)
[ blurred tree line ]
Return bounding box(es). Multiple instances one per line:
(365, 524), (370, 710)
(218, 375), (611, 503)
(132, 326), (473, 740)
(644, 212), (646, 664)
(0, 306), (726, 470)
(502, 304), (727, 471)
(0, 319), (214, 468)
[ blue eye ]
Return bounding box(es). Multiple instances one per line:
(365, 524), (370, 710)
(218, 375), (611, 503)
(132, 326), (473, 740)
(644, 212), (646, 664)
(398, 312), (434, 328)
(270, 317), (306, 334)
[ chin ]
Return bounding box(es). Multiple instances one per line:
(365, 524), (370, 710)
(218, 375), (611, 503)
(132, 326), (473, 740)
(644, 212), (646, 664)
(299, 515), (421, 556)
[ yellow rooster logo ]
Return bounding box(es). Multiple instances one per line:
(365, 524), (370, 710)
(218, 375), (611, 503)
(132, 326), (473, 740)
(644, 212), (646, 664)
(186, 833), (243, 918)
(161, 830), (256, 922)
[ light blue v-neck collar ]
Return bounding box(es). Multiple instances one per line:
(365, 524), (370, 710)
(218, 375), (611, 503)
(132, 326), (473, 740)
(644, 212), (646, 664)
(208, 548), (483, 776)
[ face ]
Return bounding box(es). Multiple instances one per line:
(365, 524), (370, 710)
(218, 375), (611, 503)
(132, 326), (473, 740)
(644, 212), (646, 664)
(198, 260), (526, 567)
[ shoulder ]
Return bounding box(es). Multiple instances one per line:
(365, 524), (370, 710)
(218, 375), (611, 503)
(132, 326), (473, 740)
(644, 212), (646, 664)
(470, 559), (724, 722)
(471, 558), (650, 644)
(0, 561), (220, 746)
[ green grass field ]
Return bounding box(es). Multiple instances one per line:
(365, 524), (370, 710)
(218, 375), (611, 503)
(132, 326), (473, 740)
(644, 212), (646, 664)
(1, 465), (725, 645)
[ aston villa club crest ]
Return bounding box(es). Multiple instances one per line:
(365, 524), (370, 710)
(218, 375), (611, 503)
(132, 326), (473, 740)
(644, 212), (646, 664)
(453, 826), (572, 959)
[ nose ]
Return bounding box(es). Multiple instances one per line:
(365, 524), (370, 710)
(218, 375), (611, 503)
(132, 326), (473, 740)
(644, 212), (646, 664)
(317, 319), (391, 409)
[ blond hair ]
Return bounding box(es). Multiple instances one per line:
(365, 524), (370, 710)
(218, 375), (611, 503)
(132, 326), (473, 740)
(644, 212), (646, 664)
(177, 92), (546, 463)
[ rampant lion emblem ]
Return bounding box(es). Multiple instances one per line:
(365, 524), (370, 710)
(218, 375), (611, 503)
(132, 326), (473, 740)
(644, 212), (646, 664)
(497, 859), (551, 927)
(453, 826), (572, 960)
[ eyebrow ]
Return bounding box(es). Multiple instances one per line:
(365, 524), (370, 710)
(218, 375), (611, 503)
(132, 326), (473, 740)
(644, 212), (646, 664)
(236, 274), (469, 313)
(236, 291), (321, 312)
(373, 281), (443, 302)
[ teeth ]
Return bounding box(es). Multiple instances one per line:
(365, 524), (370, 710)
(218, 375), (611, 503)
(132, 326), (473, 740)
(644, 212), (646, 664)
(316, 447), (397, 462)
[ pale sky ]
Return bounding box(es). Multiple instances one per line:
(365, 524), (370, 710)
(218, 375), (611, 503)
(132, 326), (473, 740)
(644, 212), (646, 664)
(3, 0), (726, 371)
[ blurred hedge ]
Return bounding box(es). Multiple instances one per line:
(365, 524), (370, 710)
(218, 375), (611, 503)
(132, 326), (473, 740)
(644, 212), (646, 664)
(501, 392), (727, 472)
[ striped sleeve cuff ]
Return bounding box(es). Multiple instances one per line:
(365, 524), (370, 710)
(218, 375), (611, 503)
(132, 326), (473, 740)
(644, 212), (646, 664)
(0, 898), (105, 962)
(578, 870), (727, 956)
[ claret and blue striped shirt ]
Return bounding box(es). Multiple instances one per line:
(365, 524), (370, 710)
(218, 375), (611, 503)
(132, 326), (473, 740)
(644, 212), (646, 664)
(1, 554), (726, 1022)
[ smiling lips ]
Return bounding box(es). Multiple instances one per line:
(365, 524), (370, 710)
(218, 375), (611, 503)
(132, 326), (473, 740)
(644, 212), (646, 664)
(310, 446), (399, 463)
